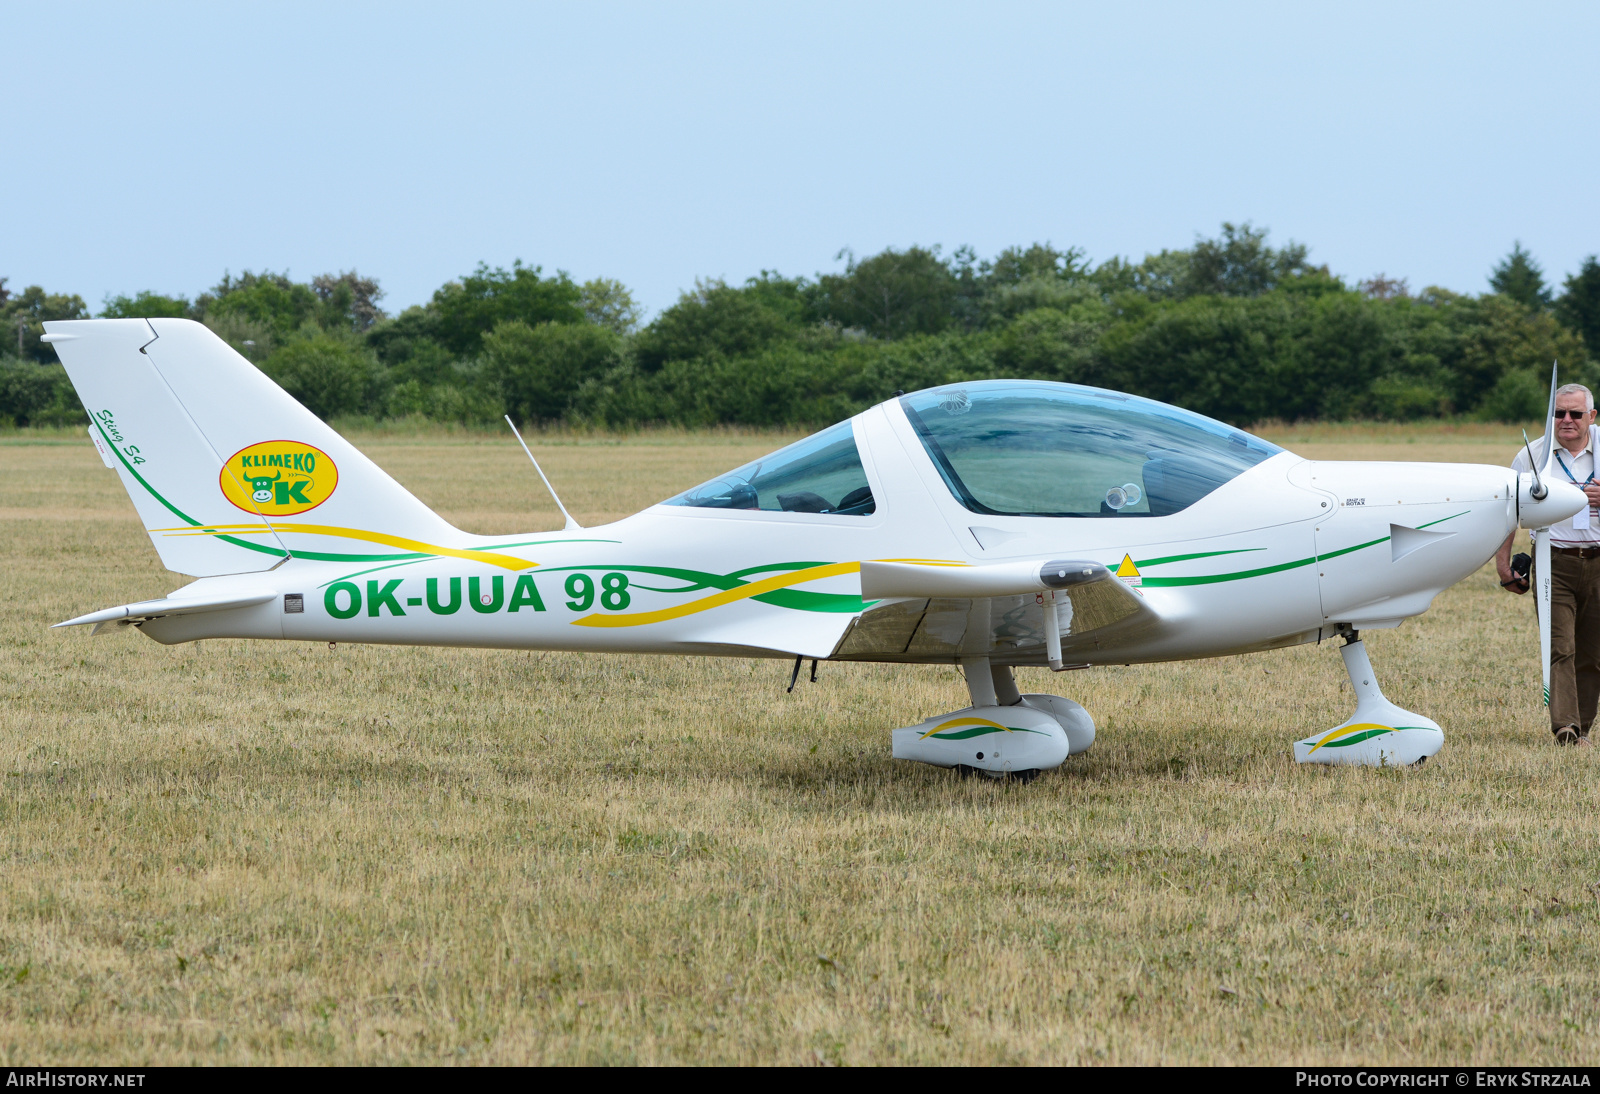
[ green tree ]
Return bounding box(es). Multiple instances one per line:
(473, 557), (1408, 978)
(1349, 292), (1461, 419)
(741, 271), (815, 323)
(99, 291), (194, 319)
(633, 279), (801, 372)
(199, 272), (319, 341)
(991, 299), (1109, 380)
(982, 277), (1100, 325)
(365, 305), (441, 369)
(1094, 287), (1400, 424)
(977, 243), (1097, 325)
(429, 262), (584, 358)
(1555, 256), (1600, 352)
(1, 284), (90, 362)
(1126, 249), (1194, 300)
(312, 271), (386, 332)
(1089, 223), (1316, 304)
(579, 278), (642, 334)
(1450, 293), (1582, 414)
(985, 243), (1090, 286)
(1185, 222), (1313, 298)
(260, 335), (383, 420)
(1476, 369), (1550, 421)
(0, 359), (84, 426)
(1488, 242), (1551, 310)
(814, 246), (959, 338)
(482, 320), (622, 424)
(202, 312), (276, 364)
(1357, 274), (1410, 300)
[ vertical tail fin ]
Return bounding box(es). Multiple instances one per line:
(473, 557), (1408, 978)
(45, 318), (463, 577)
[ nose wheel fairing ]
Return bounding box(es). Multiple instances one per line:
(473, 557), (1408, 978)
(1293, 638), (1442, 767)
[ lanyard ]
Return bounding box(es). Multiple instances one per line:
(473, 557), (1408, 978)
(1556, 451), (1596, 488)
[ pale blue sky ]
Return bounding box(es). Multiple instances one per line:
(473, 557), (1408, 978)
(4, 1), (1597, 317)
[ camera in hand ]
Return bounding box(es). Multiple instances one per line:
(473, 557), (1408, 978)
(1502, 551), (1533, 590)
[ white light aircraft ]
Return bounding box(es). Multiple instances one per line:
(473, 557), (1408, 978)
(43, 320), (1583, 776)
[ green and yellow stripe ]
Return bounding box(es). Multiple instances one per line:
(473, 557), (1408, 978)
(152, 522), (536, 572)
(918, 716), (1049, 741)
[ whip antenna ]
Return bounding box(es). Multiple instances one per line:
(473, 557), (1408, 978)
(504, 415), (581, 531)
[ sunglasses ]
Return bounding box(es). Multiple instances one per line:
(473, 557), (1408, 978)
(1554, 409), (1593, 420)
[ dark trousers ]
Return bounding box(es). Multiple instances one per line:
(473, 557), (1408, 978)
(1547, 550), (1600, 734)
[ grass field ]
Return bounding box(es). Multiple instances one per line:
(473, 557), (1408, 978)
(2, 419), (1597, 1065)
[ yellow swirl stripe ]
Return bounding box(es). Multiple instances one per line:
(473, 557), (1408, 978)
(877, 558), (971, 567)
(1306, 722), (1393, 753)
(150, 523), (536, 572)
(919, 716), (1008, 740)
(574, 561), (863, 627)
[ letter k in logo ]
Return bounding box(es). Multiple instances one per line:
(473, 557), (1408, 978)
(275, 480), (313, 505)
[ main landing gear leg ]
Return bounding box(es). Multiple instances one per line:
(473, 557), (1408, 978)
(962, 656), (998, 708)
(1292, 629), (1444, 767)
(990, 663), (1022, 706)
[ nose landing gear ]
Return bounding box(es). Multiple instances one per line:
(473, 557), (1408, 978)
(1293, 629), (1443, 767)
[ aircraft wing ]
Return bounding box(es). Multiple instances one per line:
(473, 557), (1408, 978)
(835, 558), (1162, 663)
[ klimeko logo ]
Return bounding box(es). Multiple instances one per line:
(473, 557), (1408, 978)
(220, 441), (339, 516)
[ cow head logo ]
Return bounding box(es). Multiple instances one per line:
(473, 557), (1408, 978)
(220, 441), (338, 516)
(245, 470), (281, 504)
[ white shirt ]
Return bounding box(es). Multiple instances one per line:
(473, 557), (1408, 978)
(1513, 426), (1600, 546)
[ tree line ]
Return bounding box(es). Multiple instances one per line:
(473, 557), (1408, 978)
(4, 224), (1599, 430)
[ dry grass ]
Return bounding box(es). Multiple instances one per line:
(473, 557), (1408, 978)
(0, 421), (1595, 1065)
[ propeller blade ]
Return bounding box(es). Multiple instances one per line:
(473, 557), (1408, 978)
(1539, 360), (1560, 481)
(1537, 528), (1553, 708)
(1536, 363), (1572, 708)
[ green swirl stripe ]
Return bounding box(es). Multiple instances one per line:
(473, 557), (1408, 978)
(931, 725), (1050, 740)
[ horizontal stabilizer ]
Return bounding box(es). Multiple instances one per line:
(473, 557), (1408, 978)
(54, 592), (277, 634)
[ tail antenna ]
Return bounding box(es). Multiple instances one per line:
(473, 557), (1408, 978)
(504, 415), (581, 531)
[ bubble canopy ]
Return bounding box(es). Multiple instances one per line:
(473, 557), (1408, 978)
(662, 380), (1280, 519)
(900, 381), (1281, 518)
(662, 419), (876, 515)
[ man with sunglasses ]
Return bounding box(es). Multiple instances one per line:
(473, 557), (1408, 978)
(1499, 383), (1600, 746)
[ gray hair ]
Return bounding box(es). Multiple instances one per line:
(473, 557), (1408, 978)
(1557, 383), (1595, 411)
